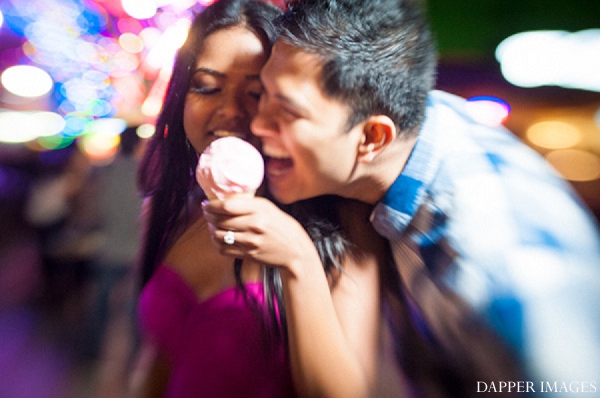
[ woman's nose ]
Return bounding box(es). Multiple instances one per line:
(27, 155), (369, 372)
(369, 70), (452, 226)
(217, 93), (247, 121)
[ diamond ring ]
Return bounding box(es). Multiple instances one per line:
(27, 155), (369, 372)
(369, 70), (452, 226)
(224, 230), (235, 245)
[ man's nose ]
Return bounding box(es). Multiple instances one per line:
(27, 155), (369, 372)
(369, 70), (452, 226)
(251, 100), (276, 138)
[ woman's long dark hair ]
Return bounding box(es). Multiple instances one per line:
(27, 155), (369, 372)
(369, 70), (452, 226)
(137, 0), (283, 288)
(262, 194), (347, 339)
(137, 0), (348, 340)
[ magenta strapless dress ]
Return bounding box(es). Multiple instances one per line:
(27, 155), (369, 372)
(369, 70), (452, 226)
(138, 266), (296, 397)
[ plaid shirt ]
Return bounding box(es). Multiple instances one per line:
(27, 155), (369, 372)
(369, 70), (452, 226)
(371, 90), (600, 397)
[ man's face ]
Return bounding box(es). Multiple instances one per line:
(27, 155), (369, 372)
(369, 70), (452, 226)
(251, 41), (364, 204)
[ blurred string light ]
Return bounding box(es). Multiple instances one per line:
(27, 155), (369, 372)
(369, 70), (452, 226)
(0, 0), (204, 147)
(496, 29), (600, 92)
(465, 96), (511, 126)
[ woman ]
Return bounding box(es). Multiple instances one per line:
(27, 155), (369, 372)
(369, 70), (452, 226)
(203, 195), (398, 397)
(134, 1), (296, 396)
(136, 0), (392, 397)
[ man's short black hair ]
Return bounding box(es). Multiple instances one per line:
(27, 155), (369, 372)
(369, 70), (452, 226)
(278, 0), (437, 135)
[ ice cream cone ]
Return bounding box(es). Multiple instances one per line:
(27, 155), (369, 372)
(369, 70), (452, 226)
(196, 137), (264, 200)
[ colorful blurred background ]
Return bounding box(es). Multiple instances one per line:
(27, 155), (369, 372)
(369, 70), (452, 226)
(0, 0), (599, 397)
(429, 0), (600, 218)
(1, 0), (599, 212)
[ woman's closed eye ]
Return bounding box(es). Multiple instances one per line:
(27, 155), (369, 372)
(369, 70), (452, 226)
(189, 69), (223, 95)
(189, 83), (220, 95)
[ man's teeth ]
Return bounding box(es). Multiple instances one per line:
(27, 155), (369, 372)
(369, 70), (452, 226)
(263, 148), (290, 158)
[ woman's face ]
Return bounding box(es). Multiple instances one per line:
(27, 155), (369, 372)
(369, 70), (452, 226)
(183, 26), (268, 154)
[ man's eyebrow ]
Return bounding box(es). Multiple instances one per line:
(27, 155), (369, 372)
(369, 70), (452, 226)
(259, 73), (310, 115)
(276, 92), (310, 116)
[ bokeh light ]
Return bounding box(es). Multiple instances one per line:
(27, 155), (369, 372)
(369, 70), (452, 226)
(465, 96), (511, 126)
(119, 32), (145, 53)
(0, 0), (206, 154)
(545, 149), (600, 182)
(496, 30), (600, 92)
(526, 121), (582, 149)
(136, 123), (156, 139)
(78, 131), (121, 163)
(1, 65), (53, 98)
(85, 117), (127, 136)
(35, 134), (75, 151)
(0, 111), (66, 143)
(122, 0), (158, 20)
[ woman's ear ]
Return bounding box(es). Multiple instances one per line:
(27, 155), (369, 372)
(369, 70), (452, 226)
(357, 115), (397, 163)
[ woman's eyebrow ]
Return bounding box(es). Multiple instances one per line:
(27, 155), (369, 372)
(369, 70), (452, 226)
(191, 68), (260, 82)
(191, 67), (225, 78)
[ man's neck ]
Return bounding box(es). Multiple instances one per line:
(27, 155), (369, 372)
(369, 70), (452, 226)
(344, 134), (418, 205)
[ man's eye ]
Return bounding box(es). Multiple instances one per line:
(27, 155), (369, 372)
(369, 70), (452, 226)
(282, 107), (299, 119)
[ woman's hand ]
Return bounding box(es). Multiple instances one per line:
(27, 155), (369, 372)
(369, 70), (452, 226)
(204, 196), (380, 398)
(202, 197), (321, 277)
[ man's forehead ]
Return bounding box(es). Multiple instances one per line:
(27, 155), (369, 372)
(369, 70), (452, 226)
(264, 41), (324, 79)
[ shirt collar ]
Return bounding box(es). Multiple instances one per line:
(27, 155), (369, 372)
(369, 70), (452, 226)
(370, 91), (446, 239)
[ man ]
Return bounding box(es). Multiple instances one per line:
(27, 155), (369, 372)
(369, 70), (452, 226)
(251, 0), (600, 396)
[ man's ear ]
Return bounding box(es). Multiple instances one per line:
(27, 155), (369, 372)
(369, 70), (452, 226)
(357, 115), (397, 163)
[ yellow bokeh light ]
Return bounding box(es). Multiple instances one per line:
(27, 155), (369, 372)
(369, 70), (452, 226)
(78, 132), (120, 163)
(141, 96), (163, 117)
(119, 32), (145, 53)
(137, 124), (156, 139)
(526, 121), (581, 149)
(545, 149), (600, 182)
